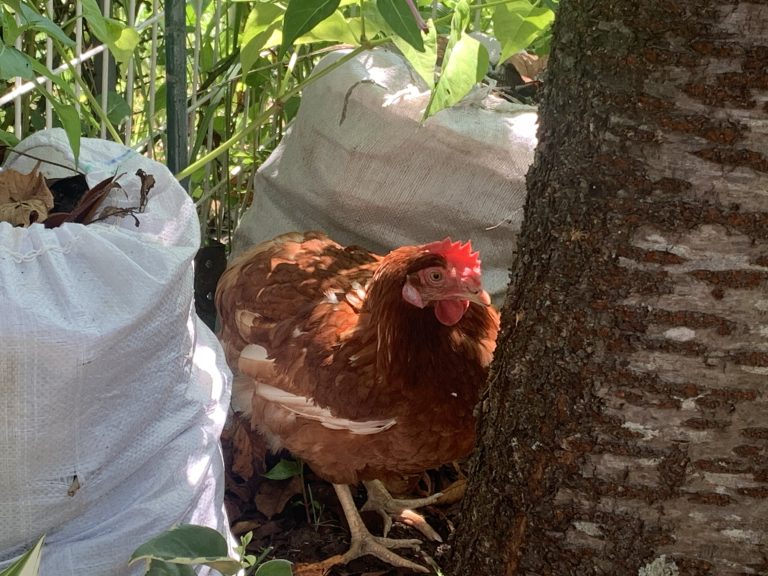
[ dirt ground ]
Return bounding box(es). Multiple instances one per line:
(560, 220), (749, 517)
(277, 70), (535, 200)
(222, 426), (465, 576)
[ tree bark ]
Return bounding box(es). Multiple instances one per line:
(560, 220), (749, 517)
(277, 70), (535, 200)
(450, 1), (768, 575)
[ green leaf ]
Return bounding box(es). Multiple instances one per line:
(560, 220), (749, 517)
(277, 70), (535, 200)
(143, 559), (196, 576)
(242, 24), (282, 73)
(81, 0), (140, 63)
(25, 59), (77, 100)
(81, 0), (119, 41)
(392, 18), (437, 87)
(376, 0), (423, 52)
(110, 26), (140, 63)
(263, 458), (303, 480)
(282, 95), (302, 123)
(427, 32), (488, 118)
(106, 91), (131, 125)
(15, 3), (74, 47)
(361, 1), (390, 37)
(494, 1), (555, 63)
(51, 101), (81, 165)
(0, 45), (34, 80)
(130, 525), (241, 576)
(254, 559), (293, 576)
(0, 535), (44, 576)
(0, 2), (21, 43)
(440, 0), (469, 69)
(280, 0), (340, 54)
(242, 3), (285, 44)
(451, 0), (471, 38)
(244, 57), (273, 89)
(0, 130), (21, 148)
(241, 3), (284, 73)
(296, 9), (358, 45)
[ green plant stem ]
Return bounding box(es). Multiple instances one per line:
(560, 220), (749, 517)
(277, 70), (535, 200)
(359, 0), (367, 42)
(54, 39), (122, 142)
(176, 38), (389, 181)
(470, 0), (520, 9)
(433, 0), (523, 27)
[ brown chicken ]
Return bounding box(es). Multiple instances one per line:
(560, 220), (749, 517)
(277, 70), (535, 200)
(215, 231), (499, 572)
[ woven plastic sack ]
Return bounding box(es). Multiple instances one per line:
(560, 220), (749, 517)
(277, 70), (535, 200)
(0, 129), (232, 575)
(232, 47), (538, 303)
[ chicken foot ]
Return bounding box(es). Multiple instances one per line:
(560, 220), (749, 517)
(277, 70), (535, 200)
(328, 483), (429, 573)
(361, 479), (443, 542)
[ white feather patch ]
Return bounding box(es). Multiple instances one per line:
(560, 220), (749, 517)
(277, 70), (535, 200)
(242, 343), (269, 361)
(254, 382), (396, 434)
(231, 375), (256, 415)
(235, 309), (261, 335)
(324, 289), (339, 304)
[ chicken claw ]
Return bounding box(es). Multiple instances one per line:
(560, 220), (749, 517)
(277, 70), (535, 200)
(361, 479), (443, 542)
(332, 483), (429, 573)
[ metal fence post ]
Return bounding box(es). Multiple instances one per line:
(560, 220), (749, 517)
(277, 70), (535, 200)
(165, 0), (188, 188)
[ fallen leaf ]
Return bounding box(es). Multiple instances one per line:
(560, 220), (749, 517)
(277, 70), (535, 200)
(44, 174), (122, 228)
(255, 475), (304, 519)
(230, 519), (262, 536)
(0, 167), (54, 226)
(252, 520), (283, 540)
(135, 168), (154, 212)
(293, 557), (340, 576)
(435, 476), (466, 505)
(506, 52), (548, 82)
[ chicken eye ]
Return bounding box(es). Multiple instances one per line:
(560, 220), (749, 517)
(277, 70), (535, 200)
(428, 270), (444, 283)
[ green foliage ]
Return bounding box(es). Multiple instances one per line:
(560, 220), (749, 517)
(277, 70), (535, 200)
(2, 0), (556, 244)
(263, 457), (304, 480)
(426, 0), (489, 117)
(0, 0), (142, 161)
(254, 559), (293, 576)
(130, 525), (243, 575)
(80, 0), (140, 63)
(2, 1), (73, 47)
(0, 536), (44, 576)
(0, 45), (34, 80)
(281, 0), (341, 54)
(494, 0), (556, 62)
(377, 0), (424, 51)
(130, 525), (292, 576)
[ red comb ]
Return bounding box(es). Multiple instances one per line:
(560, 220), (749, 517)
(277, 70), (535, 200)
(423, 238), (482, 274)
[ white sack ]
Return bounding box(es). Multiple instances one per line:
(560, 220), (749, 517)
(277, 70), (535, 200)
(233, 46), (538, 304)
(0, 129), (232, 575)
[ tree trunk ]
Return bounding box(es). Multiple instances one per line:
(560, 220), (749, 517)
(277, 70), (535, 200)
(450, 1), (768, 575)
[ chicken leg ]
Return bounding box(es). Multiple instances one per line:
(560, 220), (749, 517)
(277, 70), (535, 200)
(326, 483), (429, 573)
(361, 479), (443, 542)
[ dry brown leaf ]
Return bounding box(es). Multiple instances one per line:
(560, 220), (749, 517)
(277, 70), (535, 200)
(506, 52), (549, 81)
(230, 519), (262, 536)
(434, 476), (467, 505)
(136, 168), (154, 212)
(254, 475), (304, 519)
(0, 167), (54, 226)
(293, 557), (340, 576)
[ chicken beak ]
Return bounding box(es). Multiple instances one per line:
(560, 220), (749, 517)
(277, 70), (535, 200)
(464, 284), (492, 307)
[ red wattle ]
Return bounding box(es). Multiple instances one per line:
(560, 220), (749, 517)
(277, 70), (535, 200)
(435, 300), (469, 326)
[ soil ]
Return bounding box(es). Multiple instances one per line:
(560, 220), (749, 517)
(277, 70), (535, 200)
(222, 426), (465, 576)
